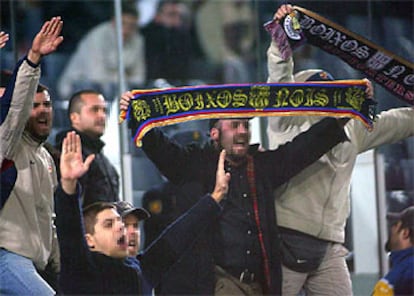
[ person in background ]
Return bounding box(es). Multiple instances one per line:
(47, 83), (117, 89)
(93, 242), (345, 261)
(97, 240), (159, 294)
(372, 206), (414, 296)
(55, 89), (119, 207)
(57, 0), (145, 100)
(142, 0), (203, 83)
(114, 200), (150, 256)
(195, 0), (257, 83)
(266, 4), (414, 296)
(0, 17), (63, 295)
(55, 131), (231, 294)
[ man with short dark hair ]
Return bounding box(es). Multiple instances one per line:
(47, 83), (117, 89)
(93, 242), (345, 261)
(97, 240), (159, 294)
(120, 89), (351, 295)
(0, 16), (63, 295)
(372, 206), (414, 295)
(55, 89), (119, 207)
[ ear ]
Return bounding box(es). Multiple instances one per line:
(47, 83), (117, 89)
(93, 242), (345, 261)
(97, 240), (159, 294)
(210, 127), (219, 141)
(70, 112), (79, 125)
(401, 227), (410, 240)
(85, 233), (95, 250)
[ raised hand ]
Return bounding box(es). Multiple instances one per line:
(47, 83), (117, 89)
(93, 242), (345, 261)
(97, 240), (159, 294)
(273, 4), (293, 22)
(363, 78), (374, 99)
(120, 91), (134, 112)
(60, 131), (95, 194)
(28, 16), (64, 64)
(0, 31), (9, 49)
(211, 150), (231, 203)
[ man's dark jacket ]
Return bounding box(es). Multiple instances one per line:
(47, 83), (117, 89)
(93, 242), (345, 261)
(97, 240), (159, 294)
(55, 129), (119, 206)
(55, 183), (222, 295)
(141, 118), (347, 295)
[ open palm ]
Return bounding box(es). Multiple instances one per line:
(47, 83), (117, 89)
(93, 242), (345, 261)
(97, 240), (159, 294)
(31, 16), (63, 56)
(60, 131), (95, 181)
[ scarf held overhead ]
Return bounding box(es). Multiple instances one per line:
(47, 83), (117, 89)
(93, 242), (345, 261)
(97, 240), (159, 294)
(120, 82), (375, 147)
(264, 6), (414, 106)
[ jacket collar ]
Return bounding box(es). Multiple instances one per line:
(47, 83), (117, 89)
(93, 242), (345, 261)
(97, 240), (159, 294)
(22, 130), (44, 148)
(390, 247), (414, 265)
(73, 129), (105, 153)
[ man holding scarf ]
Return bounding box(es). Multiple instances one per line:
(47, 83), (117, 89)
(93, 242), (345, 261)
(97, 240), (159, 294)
(266, 4), (414, 295)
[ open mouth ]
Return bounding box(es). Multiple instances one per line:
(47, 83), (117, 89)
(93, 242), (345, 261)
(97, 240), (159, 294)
(37, 118), (48, 125)
(117, 235), (126, 246)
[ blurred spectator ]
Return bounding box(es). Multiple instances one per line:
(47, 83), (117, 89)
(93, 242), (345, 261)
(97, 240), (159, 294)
(141, 0), (205, 84)
(55, 90), (120, 208)
(57, 0), (145, 100)
(195, 0), (257, 83)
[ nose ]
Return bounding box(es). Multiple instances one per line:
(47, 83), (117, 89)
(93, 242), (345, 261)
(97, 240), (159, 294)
(117, 220), (125, 232)
(97, 108), (107, 119)
(237, 122), (248, 134)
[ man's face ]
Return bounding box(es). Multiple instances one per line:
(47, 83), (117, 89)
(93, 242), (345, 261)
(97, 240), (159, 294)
(212, 119), (251, 161)
(121, 14), (138, 42)
(123, 214), (140, 256)
(71, 93), (107, 139)
(86, 208), (128, 258)
(25, 90), (53, 141)
(157, 3), (188, 28)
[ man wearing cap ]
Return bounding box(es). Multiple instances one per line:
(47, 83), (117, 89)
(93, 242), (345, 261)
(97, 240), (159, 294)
(372, 206), (414, 295)
(114, 200), (150, 256)
(55, 131), (231, 295)
(266, 4), (414, 296)
(120, 86), (351, 295)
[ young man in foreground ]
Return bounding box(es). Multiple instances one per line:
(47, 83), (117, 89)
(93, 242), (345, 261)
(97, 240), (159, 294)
(55, 131), (230, 294)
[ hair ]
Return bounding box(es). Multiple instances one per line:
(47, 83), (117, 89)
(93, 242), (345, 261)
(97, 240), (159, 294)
(36, 83), (48, 93)
(82, 202), (116, 235)
(112, 0), (139, 18)
(409, 228), (414, 244)
(68, 89), (102, 117)
(157, 0), (181, 13)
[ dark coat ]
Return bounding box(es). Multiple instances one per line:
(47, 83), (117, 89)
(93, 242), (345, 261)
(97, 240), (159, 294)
(141, 117), (347, 295)
(55, 129), (119, 206)
(55, 184), (222, 295)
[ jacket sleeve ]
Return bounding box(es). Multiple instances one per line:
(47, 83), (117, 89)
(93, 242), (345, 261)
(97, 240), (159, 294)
(141, 128), (206, 184)
(349, 107), (414, 153)
(139, 194), (221, 287)
(266, 40), (295, 84)
(55, 183), (91, 277)
(261, 117), (348, 188)
(0, 57), (40, 162)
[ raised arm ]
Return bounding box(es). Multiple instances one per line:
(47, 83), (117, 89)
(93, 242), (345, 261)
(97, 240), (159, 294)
(1, 17), (64, 168)
(27, 16), (64, 64)
(140, 150), (228, 286)
(211, 150), (231, 203)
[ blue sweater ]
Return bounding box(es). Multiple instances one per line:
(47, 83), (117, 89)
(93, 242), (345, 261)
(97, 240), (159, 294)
(55, 184), (221, 295)
(373, 247), (414, 296)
